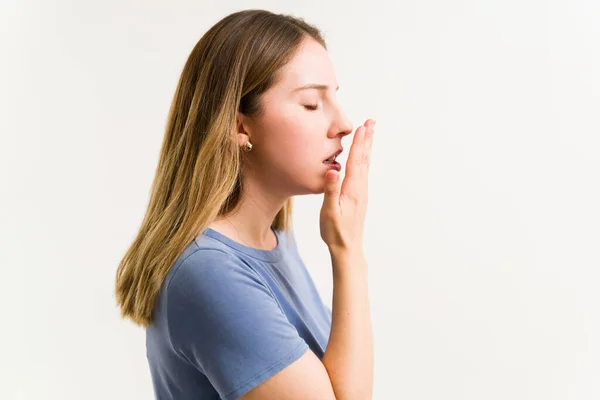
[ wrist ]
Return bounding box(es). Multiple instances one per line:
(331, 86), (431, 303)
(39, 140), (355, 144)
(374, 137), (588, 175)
(328, 242), (363, 258)
(328, 247), (367, 267)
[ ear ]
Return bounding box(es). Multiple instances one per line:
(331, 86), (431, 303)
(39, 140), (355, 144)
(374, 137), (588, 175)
(235, 111), (251, 146)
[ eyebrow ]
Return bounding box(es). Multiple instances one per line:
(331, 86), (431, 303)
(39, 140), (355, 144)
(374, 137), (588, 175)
(293, 83), (340, 92)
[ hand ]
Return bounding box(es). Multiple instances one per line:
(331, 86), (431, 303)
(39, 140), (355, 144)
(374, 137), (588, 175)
(320, 118), (376, 254)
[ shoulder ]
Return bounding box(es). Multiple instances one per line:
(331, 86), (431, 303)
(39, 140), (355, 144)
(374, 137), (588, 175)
(166, 247), (262, 294)
(164, 247), (277, 340)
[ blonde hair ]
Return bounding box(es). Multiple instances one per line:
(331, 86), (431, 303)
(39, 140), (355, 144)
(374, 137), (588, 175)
(114, 9), (327, 327)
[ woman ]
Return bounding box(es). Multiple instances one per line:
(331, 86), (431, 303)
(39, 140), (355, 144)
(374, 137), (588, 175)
(115, 9), (375, 400)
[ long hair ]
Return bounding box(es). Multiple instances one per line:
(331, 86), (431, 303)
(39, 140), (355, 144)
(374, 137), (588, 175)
(114, 9), (327, 328)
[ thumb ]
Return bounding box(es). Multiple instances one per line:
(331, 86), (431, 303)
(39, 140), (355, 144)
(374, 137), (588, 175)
(323, 170), (341, 210)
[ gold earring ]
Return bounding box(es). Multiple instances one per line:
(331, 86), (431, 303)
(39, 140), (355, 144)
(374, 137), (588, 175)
(242, 141), (253, 152)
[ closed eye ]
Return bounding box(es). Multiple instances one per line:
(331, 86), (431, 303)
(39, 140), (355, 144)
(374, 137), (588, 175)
(304, 104), (319, 111)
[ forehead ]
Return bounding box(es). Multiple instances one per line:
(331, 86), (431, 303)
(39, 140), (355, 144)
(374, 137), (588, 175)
(275, 39), (337, 93)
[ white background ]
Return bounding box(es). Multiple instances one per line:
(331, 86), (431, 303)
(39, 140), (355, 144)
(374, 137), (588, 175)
(1, 0), (599, 399)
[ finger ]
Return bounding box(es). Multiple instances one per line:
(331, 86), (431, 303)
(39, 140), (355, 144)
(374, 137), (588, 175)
(362, 120), (375, 174)
(341, 120), (375, 196)
(364, 119), (376, 155)
(340, 125), (366, 195)
(359, 122), (375, 193)
(322, 169), (341, 211)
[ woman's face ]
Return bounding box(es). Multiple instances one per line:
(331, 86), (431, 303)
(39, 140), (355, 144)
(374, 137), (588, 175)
(238, 38), (353, 196)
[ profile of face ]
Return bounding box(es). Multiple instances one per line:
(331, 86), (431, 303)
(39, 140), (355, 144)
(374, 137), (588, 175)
(236, 37), (354, 197)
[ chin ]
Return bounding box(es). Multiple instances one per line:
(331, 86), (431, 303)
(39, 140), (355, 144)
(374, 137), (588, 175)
(300, 174), (328, 195)
(292, 185), (323, 196)
(284, 167), (329, 196)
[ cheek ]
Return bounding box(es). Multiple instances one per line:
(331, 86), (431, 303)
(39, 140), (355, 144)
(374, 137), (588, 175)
(281, 128), (322, 167)
(258, 108), (325, 178)
(259, 138), (318, 185)
(269, 140), (310, 171)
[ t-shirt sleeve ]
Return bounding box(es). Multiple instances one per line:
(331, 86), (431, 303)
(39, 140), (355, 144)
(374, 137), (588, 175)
(166, 249), (309, 400)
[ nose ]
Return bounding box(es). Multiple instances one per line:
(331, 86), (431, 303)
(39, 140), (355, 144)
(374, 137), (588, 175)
(329, 107), (353, 139)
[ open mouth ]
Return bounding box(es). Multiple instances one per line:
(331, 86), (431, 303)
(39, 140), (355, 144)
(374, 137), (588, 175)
(323, 149), (343, 172)
(323, 149), (343, 164)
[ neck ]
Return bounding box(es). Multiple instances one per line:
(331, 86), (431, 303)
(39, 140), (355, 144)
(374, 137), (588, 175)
(210, 174), (288, 249)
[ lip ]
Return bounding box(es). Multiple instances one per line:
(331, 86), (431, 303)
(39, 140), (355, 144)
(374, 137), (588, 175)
(324, 161), (342, 171)
(323, 148), (343, 163)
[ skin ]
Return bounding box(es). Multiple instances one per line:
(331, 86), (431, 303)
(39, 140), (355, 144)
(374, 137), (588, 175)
(208, 37), (355, 249)
(209, 36), (376, 399)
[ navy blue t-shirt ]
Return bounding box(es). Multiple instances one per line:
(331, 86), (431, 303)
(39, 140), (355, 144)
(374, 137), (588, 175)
(146, 226), (332, 399)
